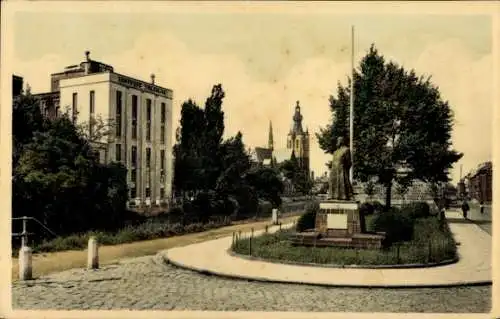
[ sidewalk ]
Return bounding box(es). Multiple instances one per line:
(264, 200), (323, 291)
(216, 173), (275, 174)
(163, 211), (492, 288)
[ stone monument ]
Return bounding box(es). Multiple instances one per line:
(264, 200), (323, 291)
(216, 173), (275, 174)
(293, 137), (385, 249)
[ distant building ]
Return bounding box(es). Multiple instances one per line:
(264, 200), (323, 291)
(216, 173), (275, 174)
(464, 161), (492, 203)
(32, 51), (174, 209)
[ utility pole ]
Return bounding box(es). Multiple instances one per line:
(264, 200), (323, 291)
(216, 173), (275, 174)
(349, 25), (355, 184)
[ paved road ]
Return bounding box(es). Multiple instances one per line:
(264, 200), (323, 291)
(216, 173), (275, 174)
(12, 254), (490, 312)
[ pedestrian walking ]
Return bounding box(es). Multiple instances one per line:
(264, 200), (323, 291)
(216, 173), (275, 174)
(480, 201), (485, 214)
(461, 199), (470, 220)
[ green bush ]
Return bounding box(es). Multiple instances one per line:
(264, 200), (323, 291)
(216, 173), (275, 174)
(296, 201), (319, 232)
(402, 202), (431, 219)
(370, 207), (415, 245)
(26, 216), (233, 255)
(359, 202), (375, 216)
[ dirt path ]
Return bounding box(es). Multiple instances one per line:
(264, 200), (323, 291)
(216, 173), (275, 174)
(12, 214), (300, 280)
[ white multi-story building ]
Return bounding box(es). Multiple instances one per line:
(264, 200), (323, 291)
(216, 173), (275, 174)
(34, 51), (174, 209)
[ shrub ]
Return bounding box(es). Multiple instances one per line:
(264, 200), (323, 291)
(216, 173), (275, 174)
(296, 201), (319, 232)
(370, 207), (415, 245)
(402, 201), (431, 219)
(371, 201), (385, 213)
(359, 202), (375, 216)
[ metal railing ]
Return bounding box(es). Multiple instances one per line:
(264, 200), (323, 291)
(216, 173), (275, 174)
(12, 216), (57, 248)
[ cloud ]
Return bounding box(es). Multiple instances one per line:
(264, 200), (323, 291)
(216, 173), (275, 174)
(14, 31), (492, 184)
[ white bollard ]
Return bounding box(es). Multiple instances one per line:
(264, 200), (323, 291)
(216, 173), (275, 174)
(19, 246), (33, 281)
(272, 208), (278, 225)
(87, 237), (99, 270)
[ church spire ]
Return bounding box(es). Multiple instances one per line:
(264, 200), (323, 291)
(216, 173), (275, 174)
(292, 100), (304, 134)
(268, 120), (274, 151)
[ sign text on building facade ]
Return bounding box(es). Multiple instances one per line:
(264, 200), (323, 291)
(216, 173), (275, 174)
(113, 74), (172, 98)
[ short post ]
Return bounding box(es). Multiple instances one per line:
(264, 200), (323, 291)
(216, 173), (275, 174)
(18, 246), (33, 280)
(21, 216), (28, 248)
(272, 208), (278, 225)
(87, 236), (99, 270)
(279, 222), (282, 231)
(232, 232), (235, 247)
(427, 241), (432, 263)
(249, 233), (252, 255)
(265, 225), (268, 233)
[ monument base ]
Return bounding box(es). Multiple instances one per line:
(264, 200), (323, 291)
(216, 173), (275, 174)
(292, 199), (385, 249)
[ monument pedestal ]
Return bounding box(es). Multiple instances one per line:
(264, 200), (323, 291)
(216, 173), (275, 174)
(292, 199), (385, 249)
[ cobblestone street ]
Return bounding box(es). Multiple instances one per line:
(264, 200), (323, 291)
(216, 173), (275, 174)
(12, 254), (491, 313)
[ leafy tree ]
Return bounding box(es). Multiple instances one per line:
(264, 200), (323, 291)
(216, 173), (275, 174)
(12, 95), (128, 237)
(12, 91), (45, 165)
(173, 99), (206, 196)
(317, 84), (350, 154)
(203, 84), (226, 189)
(246, 167), (284, 208)
(215, 131), (251, 196)
(317, 44), (462, 208)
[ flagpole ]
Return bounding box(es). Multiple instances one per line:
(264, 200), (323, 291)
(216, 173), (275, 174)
(349, 25), (355, 184)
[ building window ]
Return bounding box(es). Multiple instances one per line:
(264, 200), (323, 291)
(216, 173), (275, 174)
(115, 144), (121, 162)
(130, 187), (137, 198)
(72, 93), (78, 122)
(146, 147), (151, 169)
(145, 187), (151, 198)
(131, 146), (137, 167)
(116, 91), (122, 137)
(160, 125), (165, 143)
(131, 168), (137, 183)
(160, 149), (165, 183)
(146, 99), (152, 141)
(160, 188), (165, 199)
(161, 102), (166, 124)
(132, 95), (138, 139)
(89, 90), (95, 114)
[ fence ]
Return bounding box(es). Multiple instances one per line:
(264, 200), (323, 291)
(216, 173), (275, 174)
(12, 216), (57, 249)
(231, 226), (456, 266)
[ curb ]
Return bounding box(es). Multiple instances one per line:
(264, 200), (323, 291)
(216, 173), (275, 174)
(226, 249), (460, 269)
(161, 253), (492, 289)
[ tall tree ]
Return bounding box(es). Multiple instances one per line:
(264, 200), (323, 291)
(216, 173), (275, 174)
(12, 91), (45, 165)
(173, 99), (206, 196)
(317, 44), (462, 208)
(215, 131), (251, 196)
(202, 84), (226, 190)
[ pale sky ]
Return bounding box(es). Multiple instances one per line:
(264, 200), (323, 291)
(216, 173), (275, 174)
(7, 4), (494, 184)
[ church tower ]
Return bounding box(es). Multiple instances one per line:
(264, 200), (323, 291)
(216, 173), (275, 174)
(286, 101), (310, 176)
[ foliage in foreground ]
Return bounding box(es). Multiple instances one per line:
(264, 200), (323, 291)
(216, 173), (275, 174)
(295, 201), (320, 232)
(13, 92), (128, 237)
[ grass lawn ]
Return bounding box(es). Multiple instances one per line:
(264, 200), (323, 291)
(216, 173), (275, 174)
(232, 215), (457, 266)
(11, 214), (301, 280)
